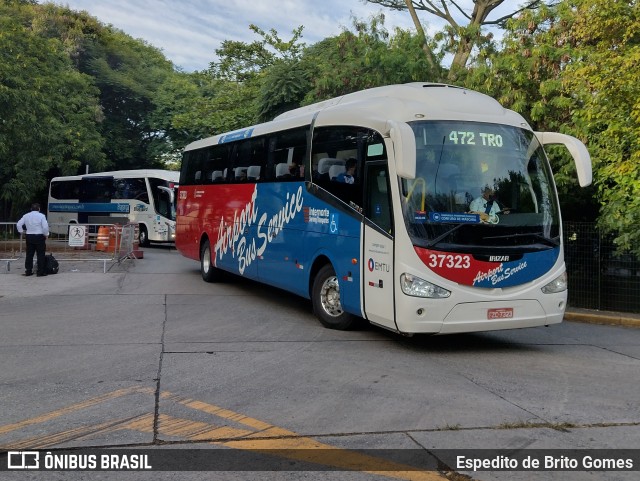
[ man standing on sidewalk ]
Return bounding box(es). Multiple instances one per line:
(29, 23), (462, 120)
(16, 203), (49, 277)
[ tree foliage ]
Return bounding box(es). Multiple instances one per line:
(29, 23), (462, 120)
(366, 0), (554, 79)
(0, 0), (184, 217)
(0, 1), (105, 217)
(460, 0), (639, 252)
(31, 3), (176, 170)
(299, 15), (442, 103)
(562, 0), (640, 253)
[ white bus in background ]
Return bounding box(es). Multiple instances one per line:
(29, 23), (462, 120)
(48, 169), (179, 245)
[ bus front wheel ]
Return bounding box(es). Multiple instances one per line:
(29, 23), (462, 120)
(138, 225), (149, 247)
(200, 239), (221, 282)
(312, 264), (357, 330)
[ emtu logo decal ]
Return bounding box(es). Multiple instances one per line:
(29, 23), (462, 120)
(368, 258), (390, 273)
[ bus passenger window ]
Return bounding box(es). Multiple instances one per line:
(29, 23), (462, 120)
(232, 137), (266, 183)
(316, 158), (344, 182)
(366, 165), (392, 234)
(270, 127), (307, 181)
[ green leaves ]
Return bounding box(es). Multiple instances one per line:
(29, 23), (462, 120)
(0, 3), (105, 216)
(561, 0), (640, 253)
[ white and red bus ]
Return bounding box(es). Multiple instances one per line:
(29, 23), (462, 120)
(176, 83), (591, 334)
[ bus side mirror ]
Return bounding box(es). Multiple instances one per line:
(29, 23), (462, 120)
(157, 185), (175, 204)
(535, 132), (592, 187)
(388, 121), (416, 180)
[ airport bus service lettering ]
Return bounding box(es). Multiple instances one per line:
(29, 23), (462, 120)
(215, 185), (304, 275)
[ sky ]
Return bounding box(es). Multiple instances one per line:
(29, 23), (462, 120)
(48, 1), (517, 73)
(49, 0), (421, 72)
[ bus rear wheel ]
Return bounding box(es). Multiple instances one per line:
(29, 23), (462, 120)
(200, 239), (221, 282)
(312, 264), (357, 330)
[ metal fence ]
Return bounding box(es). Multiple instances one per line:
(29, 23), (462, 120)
(564, 222), (640, 313)
(1, 222), (139, 273)
(0, 222), (23, 271)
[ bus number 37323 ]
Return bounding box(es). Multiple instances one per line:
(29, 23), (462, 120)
(427, 254), (471, 269)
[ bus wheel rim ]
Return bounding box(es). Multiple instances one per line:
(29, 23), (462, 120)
(203, 246), (211, 272)
(320, 275), (343, 317)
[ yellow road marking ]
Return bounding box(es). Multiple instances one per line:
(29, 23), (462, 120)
(160, 392), (273, 431)
(0, 388), (447, 480)
(0, 387), (153, 436)
(0, 415), (149, 450)
(165, 392), (446, 480)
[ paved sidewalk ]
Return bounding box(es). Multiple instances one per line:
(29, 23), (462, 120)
(565, 307), (640, 328)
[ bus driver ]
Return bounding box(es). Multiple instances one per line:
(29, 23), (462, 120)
(469, 185), (501, 224)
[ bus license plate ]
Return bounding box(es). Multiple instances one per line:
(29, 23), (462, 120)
(488, 308), (513, 319)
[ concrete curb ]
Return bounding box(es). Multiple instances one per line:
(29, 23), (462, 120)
(564, 308), (640, 328)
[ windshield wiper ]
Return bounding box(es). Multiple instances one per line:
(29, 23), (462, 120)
(425, 224), (465, 247)
(483, 232), (560, 247)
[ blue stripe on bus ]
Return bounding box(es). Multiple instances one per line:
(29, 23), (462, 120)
(48, 202), (131, 213)
(207, 182), (363, 315)
(218, 128), (254, 144)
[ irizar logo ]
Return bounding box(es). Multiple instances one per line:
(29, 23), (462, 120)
(489, 256), (510, 262)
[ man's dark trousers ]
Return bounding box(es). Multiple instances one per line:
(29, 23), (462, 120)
(25, 234), (47, 276)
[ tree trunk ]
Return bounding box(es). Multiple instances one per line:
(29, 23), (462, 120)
(404, 0), (440, 73)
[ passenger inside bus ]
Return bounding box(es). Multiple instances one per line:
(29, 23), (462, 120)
(335, 158), (357, 184)
(469, 185), (510, 223)
(288, 160), (301, 178)
(234, 167), (248, 182)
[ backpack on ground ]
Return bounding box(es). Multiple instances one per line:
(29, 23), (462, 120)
(41, 253), (59, 274)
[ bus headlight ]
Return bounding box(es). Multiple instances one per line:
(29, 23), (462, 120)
(400, 273), (451, 298)
(542, 271), (568, 294)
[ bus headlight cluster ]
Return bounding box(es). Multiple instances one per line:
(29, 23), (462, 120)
(400, 273), (450, 298)
(541, 271), (568, 294)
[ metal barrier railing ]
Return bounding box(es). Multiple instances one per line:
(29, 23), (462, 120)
(1, 222), (139, 274)
(0, 222), (23, 271)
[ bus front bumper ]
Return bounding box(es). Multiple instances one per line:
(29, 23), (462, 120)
(396, 297), (566, 335)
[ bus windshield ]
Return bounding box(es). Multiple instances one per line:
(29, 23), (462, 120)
(401, 121), (560, 252)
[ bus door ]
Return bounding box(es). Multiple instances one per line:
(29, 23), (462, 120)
(362, 162), (396, 331)
(156, 185), (176, 240)
(79, 176), (113, 224)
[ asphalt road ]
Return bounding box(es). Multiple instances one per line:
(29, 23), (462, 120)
(1, 246), (638, 481)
